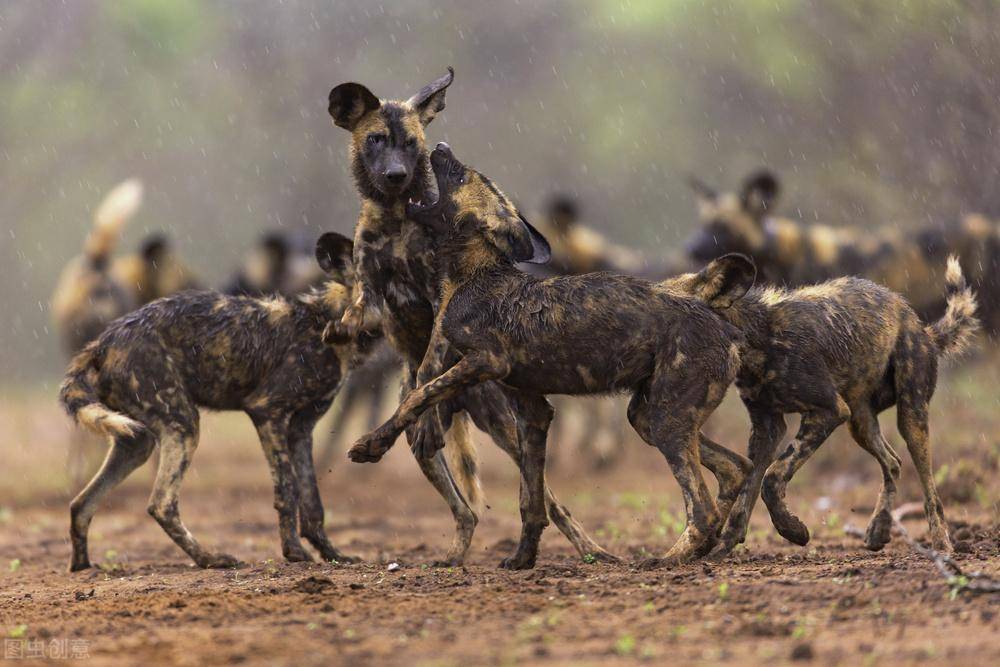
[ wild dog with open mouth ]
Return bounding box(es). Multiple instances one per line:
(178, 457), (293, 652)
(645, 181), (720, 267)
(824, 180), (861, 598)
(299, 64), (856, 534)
(686, 169), (999, 335)
(667, 255), (978, 555)
(328, 71), (613, 565)
(59, 232), (376, 571)
(348, 143), (754, 568)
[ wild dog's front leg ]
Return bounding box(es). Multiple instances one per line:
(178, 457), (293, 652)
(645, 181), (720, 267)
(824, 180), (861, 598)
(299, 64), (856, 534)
(338, 223), (385, 338)
(251, 415), (311, 563)
(348, 351), (511, 463)
(407, 325), (452, 459)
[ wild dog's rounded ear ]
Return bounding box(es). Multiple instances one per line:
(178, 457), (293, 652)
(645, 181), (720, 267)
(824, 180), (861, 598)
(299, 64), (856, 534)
(140, 233), (169, 263)
(696, 253), (756, 309)
(406, 67), (454, 126)
(315, 232), (355, 276)
(328, 82), (380, 131)
(740, 169), (780, 219)
(515, 214), (552, 265)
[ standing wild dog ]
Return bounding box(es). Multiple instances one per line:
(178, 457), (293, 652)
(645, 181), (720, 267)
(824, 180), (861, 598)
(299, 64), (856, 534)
(327, 70), (613, 565)
(60, 232), (376, 570)
(668, 255), (978, 555)
(686, 169), (1000, 335)
(222, 230), (402, 470)
(348, 143), (754, 568)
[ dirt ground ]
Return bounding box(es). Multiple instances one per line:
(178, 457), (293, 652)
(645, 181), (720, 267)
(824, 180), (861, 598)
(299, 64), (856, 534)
(2, 363), (999, 666)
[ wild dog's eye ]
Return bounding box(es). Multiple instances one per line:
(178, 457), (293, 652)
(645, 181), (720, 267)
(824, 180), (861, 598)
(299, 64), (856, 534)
(366, 134), (386, 147)
(404, 136), (417, 149)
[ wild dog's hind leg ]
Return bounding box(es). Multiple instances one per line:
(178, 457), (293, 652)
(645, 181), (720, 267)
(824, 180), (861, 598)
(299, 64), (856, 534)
(895, 354), (952, 552)
(710, 409), (786, 557)
(629, 376), (727, 566)
(848, 405), (902, 551)
(288, 403), (359, 563)
(251, 414), (310, 562)
(69, 430), (156, 571)
(499, 392), (552, 570)
(761, 399), (849, 546)
(698, 433), (752, 523)
(148, 416), (239, 568)
(463, 384), (617, 563)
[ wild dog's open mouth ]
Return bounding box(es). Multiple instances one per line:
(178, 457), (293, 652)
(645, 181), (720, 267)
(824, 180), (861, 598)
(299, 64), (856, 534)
(406, 142), (453, 219)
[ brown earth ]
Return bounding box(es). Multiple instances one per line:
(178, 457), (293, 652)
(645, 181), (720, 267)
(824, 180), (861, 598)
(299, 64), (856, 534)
(1, 366), (999, 666)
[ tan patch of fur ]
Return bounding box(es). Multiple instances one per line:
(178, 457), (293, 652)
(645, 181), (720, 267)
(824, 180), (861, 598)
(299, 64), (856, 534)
(260, 297), (292, 323)
(769, 218), (803, 264)
(807, 225), (840, 265)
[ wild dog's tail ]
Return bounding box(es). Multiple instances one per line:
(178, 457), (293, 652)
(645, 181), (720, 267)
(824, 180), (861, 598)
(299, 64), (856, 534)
(59, 343), (144, 439)
(444, 412), (485, 517)
(83, 179), (144, 266)
(926, 256), (979, 357)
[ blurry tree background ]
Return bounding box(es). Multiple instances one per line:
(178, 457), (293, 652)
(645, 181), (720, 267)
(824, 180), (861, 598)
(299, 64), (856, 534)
(2, 0), (998, 383)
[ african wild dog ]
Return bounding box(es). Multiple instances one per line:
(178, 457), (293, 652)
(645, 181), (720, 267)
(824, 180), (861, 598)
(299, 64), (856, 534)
(222, 230), (402, 470)
(225, 230), (326, 298)
(668, 255), (978, 555)
(59, 232), (376, 570)
(327, 71), (613, 565)
(52, 179), (145, 356)
(110, 232), (201, 307)
(348, 143), (754, 568)
(686, 169), (1000, 334)
(53, 180), (202, 483)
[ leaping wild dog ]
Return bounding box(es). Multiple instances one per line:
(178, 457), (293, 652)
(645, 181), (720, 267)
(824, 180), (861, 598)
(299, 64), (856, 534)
(667, 255), (978, 555)
(327, 70), (613, 566)
(59, 232), (376, 571)
(348, 143), (754, 568)
(685, 169), (1000, 335)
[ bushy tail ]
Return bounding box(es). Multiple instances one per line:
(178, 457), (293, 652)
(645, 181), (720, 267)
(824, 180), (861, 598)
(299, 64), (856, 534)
(926, 256), (979, 357)
(59, 343), (144, 439)
(83, 178), (144, 265)
(444, 412), (485, 517)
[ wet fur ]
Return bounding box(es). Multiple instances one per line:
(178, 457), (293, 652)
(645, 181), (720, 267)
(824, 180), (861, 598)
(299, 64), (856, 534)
(59, 234), (377, 571)
(686, 170), (1000, 335)
(328, 72), (613, 566)
(668, 255), (979, 556)
(350, 146), (752, 569)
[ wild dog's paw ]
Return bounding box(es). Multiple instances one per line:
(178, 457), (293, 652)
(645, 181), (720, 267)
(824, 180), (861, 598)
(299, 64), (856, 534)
(199, 552), (243, 569)
(283, 545), (314, 563)
(498, 553), (537, 570)
(339, 302), (366, 337)
(407, 413), (445, 460)
(347, 430), (396, 463)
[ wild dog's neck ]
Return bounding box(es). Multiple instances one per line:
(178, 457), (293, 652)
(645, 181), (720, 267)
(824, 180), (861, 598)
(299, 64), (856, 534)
(440, 229), (513, 286)
(299, 280), (353, 324)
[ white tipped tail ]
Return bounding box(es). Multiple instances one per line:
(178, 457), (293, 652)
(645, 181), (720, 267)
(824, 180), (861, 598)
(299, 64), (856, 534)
(927, 255), (979, 357)
(84, 178), (144, 263)
(59, 343), (145, 440)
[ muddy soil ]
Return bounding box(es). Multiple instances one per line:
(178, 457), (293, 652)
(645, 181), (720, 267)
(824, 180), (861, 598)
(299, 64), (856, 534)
(1, 389), (999, 666)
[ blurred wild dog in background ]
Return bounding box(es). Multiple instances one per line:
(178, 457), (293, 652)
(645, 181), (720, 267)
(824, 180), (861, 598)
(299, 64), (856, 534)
(59, 232), (376, 570)
(686, 169), (1000, 335)
(349, 143), (754, 568)
(669, 255), (978, 556)
(52, 180), (202, 483)
(328, 70), (612, 565)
